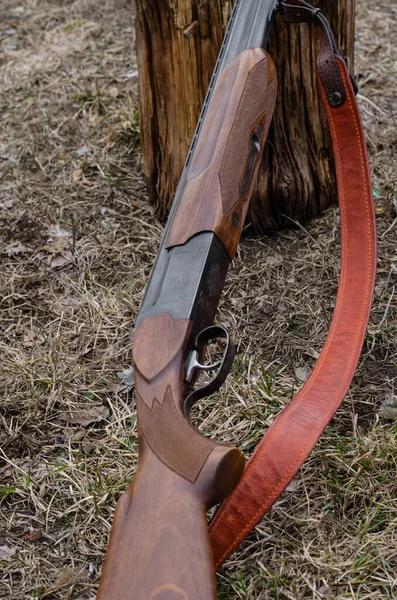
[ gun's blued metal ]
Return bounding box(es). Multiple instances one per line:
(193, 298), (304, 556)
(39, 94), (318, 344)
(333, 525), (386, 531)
(136, 0), (277, 367)
(137, 232), (229, 345)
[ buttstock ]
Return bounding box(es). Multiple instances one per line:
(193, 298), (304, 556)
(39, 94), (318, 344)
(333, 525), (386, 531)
(166, 49), (277, 258)
(97, 312), (245, 599)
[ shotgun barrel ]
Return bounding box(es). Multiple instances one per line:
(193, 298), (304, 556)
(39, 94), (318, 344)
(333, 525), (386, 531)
(97, 2), (278, 598)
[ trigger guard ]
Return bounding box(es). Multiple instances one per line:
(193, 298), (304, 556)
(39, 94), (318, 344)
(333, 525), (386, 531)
(184, 326), (236, 419)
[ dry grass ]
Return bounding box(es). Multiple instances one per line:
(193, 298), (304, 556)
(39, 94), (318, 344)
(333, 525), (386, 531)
(0, 0), (396, 599)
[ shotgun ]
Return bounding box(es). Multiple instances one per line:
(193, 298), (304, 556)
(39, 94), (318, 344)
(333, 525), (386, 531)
(97, 0), (278, 597)
(97, 0), (377, 598)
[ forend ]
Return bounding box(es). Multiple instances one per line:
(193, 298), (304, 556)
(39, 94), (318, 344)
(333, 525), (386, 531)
(165, 49), (277, 259)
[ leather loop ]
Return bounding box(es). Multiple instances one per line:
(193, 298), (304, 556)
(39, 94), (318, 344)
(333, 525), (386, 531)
(281, 3), (321, 24)
(209, 57), (377, 570)
(279, 0), (346, 107)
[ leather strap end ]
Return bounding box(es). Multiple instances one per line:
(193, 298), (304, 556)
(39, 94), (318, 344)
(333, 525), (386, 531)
(209, 52), (377, 575)
(278, 0), (347, 108)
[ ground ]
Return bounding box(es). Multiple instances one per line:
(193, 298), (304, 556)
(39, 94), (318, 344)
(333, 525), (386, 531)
(0, 0), (396, 599)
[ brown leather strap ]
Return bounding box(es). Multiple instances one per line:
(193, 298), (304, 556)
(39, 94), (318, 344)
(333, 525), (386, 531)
(209, 4), (377, 570)
(280, 0), (348, 107)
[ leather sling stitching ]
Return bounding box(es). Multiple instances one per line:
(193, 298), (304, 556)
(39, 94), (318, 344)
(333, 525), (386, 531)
(212, 74), (373, 569)
(210, 60), (376, 570)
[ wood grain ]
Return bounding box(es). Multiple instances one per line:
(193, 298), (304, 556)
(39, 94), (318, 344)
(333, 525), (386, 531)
(165, 49), (277, 258)
(135, 0), (355, 232)
(252, 0), (357, 232)
(133, 312), (192, 391)
(97, 312), (245, 598)
(97, 441), (244, 600)
(135, 0), (233, 221)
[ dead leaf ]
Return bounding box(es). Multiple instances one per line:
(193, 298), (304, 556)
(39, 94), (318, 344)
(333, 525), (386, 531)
(50, 251), (73, 270)
(4, 242), (33, 255)
(23, 333), (45, 347)
(48, 224), (71, 238)
(42, 236), (71, 254)
(82, 443), (94, 455)
(2, 463), (14, 477)
(100, 206), (118, 216)
(264, 254), (284, 268)
(294, 366), (310, 383)
(72, 168), (83, 182)
(75, 145), (89, 158)
(112, 367), (135, 393)
(381, 406), (397, 419)
(1, 198), (14, 209)
(84, 24), (103, 40)
(31, 462), (50, 478)
(379, 394), (397, 420)
(24, 529), (43, 542)
(106, 131), (116, 150)
(43, 567), (76, 596)
(79, 346), (93, 357)
(374, 278), (387, 297)
(230, 298), (244, 310)
(131, 200), (142, 209)
(286, 479), (300, 493)
(0, 545), (16, 559)
(59, 405), (109, 426)
(56, 567), (76, 586)
(72, 429), (85, 442)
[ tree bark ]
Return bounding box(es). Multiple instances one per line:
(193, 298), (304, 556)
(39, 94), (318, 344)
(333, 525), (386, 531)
(135, 0), (356, 233)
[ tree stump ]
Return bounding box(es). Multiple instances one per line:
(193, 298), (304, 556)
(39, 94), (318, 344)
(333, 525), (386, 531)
(135, 0), (356, 233)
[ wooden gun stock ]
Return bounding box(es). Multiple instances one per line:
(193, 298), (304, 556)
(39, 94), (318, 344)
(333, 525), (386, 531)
(96, 443), (244, 600)
(97, 314), (245, 600)
(97, 50), (277, 600)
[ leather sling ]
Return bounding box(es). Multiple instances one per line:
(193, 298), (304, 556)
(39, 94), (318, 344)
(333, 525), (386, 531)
(208, 0), (377, 570)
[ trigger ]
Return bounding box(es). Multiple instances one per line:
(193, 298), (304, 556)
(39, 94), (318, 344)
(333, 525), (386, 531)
(183, 326), (236, 419)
